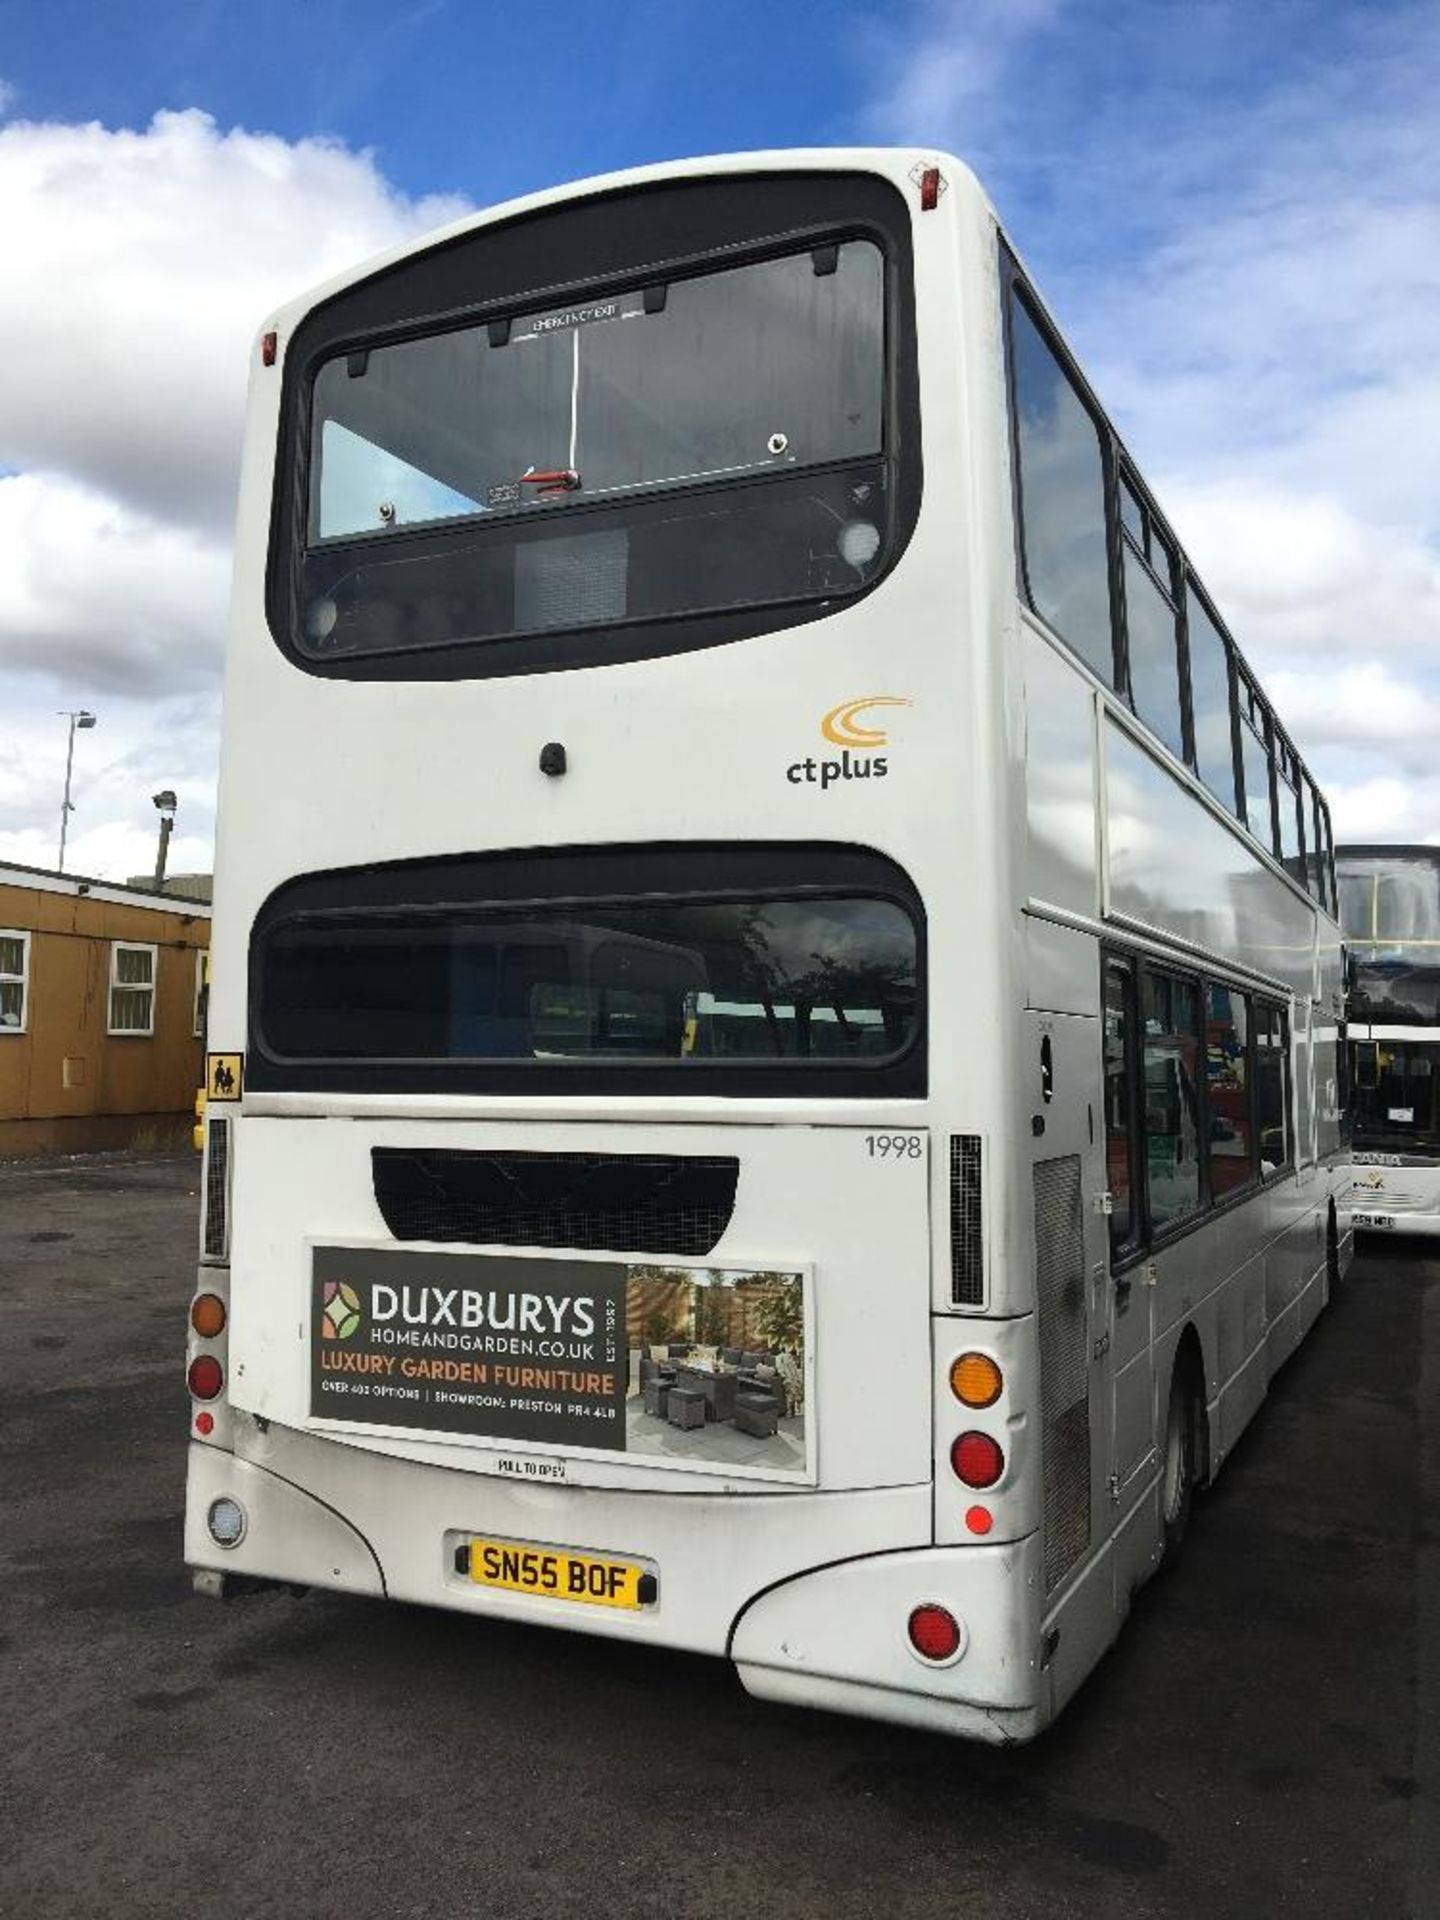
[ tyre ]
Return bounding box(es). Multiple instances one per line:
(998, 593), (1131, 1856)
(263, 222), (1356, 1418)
(1160, 1363), (1199, 1570)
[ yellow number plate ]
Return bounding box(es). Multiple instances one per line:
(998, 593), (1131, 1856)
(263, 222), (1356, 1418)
(467, 1537), (649, 1610)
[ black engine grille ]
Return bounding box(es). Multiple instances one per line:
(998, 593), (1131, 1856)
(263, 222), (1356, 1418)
(371, 1148), (739, 1256)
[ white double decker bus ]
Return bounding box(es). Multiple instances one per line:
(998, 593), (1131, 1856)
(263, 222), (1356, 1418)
(1338, 844), (1440, 1236)
(186, 149), (1349, 1742)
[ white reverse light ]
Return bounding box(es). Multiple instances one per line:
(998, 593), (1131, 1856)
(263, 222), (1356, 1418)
(207, 1496), (247, 1549)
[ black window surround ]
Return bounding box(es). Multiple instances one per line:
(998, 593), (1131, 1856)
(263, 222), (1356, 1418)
(247, 841), (927, 1098)
(1001, 245), (1335, 910)
(1102, 944), (1294, 1274)
(267, 171), (921, 683)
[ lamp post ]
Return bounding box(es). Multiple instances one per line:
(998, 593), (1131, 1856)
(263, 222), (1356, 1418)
(57, 709), (97, 872)
(151, 789), (178, 894)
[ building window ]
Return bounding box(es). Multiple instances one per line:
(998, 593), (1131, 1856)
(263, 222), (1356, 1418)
(1009, 290), (1115, 685)
(194, 950), (209, 1038)
(0, 930), (30, 1032)
(109, 943), (157, 1036)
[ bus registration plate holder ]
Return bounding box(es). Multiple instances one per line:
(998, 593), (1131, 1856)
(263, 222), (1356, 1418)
(463, 1535), (655, 1610)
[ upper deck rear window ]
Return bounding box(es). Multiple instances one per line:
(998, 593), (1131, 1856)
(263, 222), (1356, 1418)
(311, 242), (883, 542)
(297, 239), (890, 664)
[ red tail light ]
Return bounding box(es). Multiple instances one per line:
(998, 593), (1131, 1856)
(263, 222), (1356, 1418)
(908, 1603), (962, 1661)
(951, 1430), (1004, 1488)
(188, 1355), (224, 1401)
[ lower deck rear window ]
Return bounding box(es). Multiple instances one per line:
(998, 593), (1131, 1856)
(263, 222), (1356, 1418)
(249, 844), (924, 1098)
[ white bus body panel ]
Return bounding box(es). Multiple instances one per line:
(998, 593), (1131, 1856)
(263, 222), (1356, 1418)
(226, 1116), (933, 1492)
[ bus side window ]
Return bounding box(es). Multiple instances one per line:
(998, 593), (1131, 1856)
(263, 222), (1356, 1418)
(1304, 776), (1326, 902)
(1103, 958), (1138, 1257)
(1238, 682), (1276, 853)
(1009, 290), (1115, 688)
(1205, 983), (1254, 1200)
(1186, 587), (1241, 819)
(1255, 1003), (1291, 1171)
(1142, 970), (1203, 1236)
(1119, 483), (1185, 763)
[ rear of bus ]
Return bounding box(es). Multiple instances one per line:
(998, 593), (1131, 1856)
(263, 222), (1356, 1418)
(184, 152), (1045, 1742)
(1339, 847), (1440, 1236)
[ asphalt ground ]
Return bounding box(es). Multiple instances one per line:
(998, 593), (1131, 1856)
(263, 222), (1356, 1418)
(1, 1151), (1433, 1919)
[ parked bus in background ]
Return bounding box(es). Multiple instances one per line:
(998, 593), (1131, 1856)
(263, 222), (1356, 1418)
(1338, 845), (1440, 1236)
(185, 150), (1349, 1743)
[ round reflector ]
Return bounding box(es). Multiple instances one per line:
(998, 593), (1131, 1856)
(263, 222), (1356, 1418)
(951, 1430), (1004, 1488)
(207, 1496), (246, 1548)
(949, 1352), (1002, 1408)
(190, 1292), (227, 1338)
(908, 1603), (962, 1662)
(188, 1355), (224, 1401)
(965, 1505), (994, 1536)
(194, 1410), (215, 1437)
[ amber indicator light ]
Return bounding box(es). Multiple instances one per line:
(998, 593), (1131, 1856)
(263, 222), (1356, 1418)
(950, 1352), (1002, 1408)
(190, 1292), (227, 1338)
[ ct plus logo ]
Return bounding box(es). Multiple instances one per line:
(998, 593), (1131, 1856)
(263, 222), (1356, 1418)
(787, 696), (912, 790)
(321, 1281), (362, 1340)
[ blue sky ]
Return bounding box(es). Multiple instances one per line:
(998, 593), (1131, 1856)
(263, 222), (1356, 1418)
(0, 0), (1436, 874)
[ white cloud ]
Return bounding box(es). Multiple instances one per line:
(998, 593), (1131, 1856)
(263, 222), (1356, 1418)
(858, 0), (1062, 150)
(1156, 481), (1440, 667)
(0, 108), (466, 534)
(0, 473), (230, 694)
(1325, 775), (1440, 847)
(0, 108), (471, 879)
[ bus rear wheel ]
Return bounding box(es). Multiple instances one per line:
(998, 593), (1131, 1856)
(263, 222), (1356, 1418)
(1160, 1365), (1199, 1570)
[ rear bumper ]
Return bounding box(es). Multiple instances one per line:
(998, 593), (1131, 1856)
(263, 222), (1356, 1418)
(1346, 1210), (1440, 1238)
(184, 1428), (1046, 1736)
(732, 1535), (1045, 1741)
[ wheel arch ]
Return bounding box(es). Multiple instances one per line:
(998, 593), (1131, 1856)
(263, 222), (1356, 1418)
(1171, 1321), (1212, 1487)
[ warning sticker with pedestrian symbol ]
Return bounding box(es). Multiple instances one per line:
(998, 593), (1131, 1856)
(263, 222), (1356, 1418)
(207, 1053), (243, 1101)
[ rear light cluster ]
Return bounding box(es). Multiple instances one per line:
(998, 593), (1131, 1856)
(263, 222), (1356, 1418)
(906, 1348), (1007, 1665)
(188, 1288), (228, 1427)
(949, 1350), (1005, 1519)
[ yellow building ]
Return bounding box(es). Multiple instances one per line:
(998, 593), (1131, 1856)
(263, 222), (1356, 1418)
(0, 862), (212, 1155)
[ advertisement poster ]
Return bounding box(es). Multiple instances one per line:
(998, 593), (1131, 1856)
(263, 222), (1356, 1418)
(312, 1247), (808, 1476)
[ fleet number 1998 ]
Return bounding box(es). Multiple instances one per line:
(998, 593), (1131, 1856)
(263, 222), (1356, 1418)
(866, 1134), (923, 1159)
